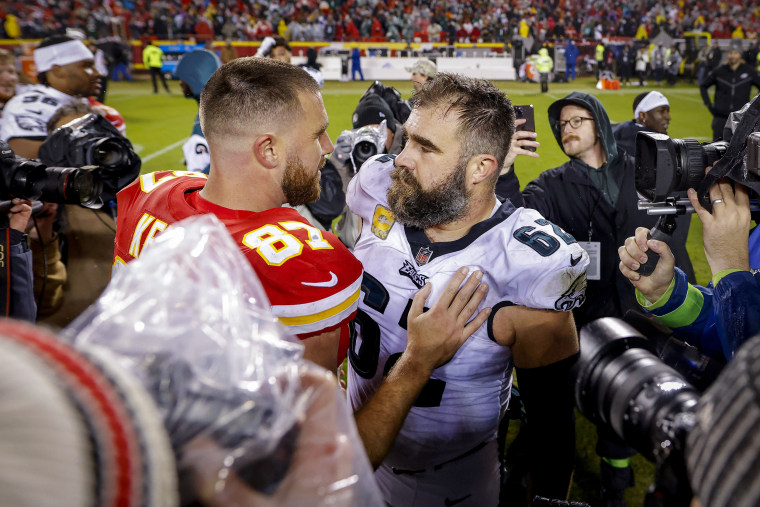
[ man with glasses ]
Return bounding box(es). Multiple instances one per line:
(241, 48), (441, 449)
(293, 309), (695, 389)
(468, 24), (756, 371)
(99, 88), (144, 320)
(522, 91), (694, 506)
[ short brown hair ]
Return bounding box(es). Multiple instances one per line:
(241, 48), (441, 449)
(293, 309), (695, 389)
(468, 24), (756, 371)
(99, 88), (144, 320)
(0, 48), (16, 66)
(199, 57), (320, 139)
(411, 73), (514, 178)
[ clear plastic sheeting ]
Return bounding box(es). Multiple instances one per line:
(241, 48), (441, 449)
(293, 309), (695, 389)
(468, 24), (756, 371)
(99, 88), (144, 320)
(65, 214), (383, 506)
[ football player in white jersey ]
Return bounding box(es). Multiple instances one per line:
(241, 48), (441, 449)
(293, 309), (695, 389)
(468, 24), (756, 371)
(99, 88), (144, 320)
(0, 35), (100, 158)
(347, 73), (589, 506)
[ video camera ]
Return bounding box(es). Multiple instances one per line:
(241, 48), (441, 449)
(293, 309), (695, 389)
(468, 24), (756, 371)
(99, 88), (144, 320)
(334, 120), (388, 174)
(574, 317), (725, 506)
(333, 81), (411, 174)
(0, 113), (140, 210)
(632, 95), (760, 275)
(635, 96), (760, 216)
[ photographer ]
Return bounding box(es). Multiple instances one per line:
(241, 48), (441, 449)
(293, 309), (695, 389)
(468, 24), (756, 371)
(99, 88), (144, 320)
(618, 178), (760, 361)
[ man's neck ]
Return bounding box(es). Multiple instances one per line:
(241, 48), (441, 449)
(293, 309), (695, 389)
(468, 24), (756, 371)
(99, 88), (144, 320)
(577, 144), (607, 170)
(729, 62), (742, 71)
(200, 166), (284, 213)
(423, 194), (498, 243)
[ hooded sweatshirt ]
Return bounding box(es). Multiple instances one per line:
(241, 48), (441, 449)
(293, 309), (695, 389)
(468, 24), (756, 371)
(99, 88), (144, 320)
(523, 92), (694, 329)
(174, 49), (221, 173)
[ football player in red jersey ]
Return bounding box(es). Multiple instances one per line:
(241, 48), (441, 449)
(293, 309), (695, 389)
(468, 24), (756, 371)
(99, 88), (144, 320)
(113, 58), (363, 372)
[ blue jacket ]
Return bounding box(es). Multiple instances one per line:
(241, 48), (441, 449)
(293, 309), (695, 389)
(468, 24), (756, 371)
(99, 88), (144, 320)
(174, 50), (221, 137)
(642, 226), (760, 360)
(565, 43), (579, 64)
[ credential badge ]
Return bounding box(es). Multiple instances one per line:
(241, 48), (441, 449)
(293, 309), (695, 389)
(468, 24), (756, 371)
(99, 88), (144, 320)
(371, 205), (395, 240)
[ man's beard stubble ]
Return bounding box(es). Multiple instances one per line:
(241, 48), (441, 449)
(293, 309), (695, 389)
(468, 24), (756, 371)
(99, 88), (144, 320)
(282, 154), (323, 206)
(386, 160), (470, 230)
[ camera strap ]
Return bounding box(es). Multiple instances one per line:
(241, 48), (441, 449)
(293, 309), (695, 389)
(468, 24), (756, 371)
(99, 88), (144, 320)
(0, 227), (9, 317)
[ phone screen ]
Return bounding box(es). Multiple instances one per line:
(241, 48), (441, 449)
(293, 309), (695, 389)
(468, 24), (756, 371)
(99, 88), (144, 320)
(514, 104), (536, 152)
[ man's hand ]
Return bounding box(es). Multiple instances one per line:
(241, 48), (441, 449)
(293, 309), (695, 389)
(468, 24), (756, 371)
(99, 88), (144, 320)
(618, 226), (676, 303)
(353, 267), (490, 469)
(7, 198), (32, 233)
(687, 178), (751, 275)
(405, 267), (490, 373)
(502, 118), (540, 173)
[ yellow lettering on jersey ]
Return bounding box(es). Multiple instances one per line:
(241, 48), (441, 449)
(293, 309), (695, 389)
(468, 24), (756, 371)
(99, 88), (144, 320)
(139, 171), (206, 193)
(129, 213), (156, 258)
(144, 218), (167, 249)
(281, 221), (333, 250)
(112, 256), (127, 278)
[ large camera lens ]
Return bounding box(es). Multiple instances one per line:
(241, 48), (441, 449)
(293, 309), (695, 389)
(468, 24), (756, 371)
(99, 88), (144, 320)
(635, 132), (728, 202)
(38, 167), (103, 208)
(352, 140), (378, 170)
(87, 137), (130, 168)
(574, 318), (699, 462)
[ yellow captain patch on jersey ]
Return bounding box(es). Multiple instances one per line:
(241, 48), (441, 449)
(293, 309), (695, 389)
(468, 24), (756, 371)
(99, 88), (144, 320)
(371, 205), (395, 240)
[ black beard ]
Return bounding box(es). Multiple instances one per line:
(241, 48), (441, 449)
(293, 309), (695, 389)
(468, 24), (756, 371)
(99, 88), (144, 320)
(386, 161), (470, 229)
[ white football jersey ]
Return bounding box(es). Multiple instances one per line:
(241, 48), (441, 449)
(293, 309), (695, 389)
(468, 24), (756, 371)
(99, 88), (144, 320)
(0, 85), (85, 143)
(346, 155), (588, 469)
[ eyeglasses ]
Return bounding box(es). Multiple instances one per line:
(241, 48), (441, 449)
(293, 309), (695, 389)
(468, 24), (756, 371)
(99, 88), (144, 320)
(555, 116), (595, 130)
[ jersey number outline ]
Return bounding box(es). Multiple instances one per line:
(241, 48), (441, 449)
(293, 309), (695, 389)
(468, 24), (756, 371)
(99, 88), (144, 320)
(349, 273), (446, 407)
(513, 218), (575, 257)
(242, 221), (333, 266)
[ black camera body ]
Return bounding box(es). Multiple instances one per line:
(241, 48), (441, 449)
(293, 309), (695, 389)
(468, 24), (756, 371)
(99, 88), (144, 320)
(39, 113), (141, 205)
(0, 114), (140, 209)
(0, 140), (102, 207)
(635, 132), (728, 203)
(574, 318), (710, 506)
(635, 94), (760, 215)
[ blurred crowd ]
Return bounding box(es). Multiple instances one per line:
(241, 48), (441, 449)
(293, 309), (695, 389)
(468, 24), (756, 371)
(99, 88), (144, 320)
(1, 0), (759, 44)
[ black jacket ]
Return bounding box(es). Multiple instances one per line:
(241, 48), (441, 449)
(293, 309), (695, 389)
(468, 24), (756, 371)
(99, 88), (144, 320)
(523, 92), (694, 330)
(611, 119), (645, 158)
(700, 63), (760, 118)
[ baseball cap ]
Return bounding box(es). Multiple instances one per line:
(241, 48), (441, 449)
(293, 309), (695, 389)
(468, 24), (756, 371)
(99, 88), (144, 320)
(352, 95), (396, 132)
(729, 38), (744, 53)
(405, 58), (437, 78)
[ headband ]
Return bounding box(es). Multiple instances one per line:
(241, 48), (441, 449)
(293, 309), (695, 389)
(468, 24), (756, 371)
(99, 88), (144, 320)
(34, 40), (93, 73)
(634, 91), (669, 120)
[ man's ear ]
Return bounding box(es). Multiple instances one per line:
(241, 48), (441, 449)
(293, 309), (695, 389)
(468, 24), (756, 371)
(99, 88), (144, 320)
(469, 154), (498, 184)
(252, 133), (279, 169)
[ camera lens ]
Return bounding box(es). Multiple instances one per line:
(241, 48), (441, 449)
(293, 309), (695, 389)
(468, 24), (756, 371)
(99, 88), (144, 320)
(574, 318), (699, 461)
(352, 141), (378, 170)
(38, 167), (102, 208)
(88, 138), (129, 168)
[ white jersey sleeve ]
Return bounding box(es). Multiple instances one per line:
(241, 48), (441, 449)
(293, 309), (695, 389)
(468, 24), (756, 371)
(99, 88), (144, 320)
(498, 207), (589, 311)
(182, 134), (210, 173)
(0, 86), (72, 142)
(346, 153), (395, 222)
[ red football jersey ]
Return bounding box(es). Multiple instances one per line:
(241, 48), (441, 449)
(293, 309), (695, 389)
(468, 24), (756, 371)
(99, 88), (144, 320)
(113, 171), (363, 361)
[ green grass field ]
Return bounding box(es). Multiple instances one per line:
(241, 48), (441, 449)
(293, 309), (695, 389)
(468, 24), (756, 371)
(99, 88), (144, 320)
(108, 74), (717, 505)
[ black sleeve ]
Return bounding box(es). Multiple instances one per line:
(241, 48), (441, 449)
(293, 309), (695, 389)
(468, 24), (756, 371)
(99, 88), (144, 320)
(8, 230), (36, 323)
(304, 161), (346, 230)
(700, 71), (715, 108)
(515, 352), (579, 501)
(496, 169), (524, 208)
(521, 175), (554, 220)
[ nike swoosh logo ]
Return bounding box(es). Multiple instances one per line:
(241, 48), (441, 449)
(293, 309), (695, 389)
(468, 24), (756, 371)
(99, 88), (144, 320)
(444, 494), (471, 506)
(570, 253), (583, 266)
(301, 271), (338, 288)
(29, 110), (42, 115)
